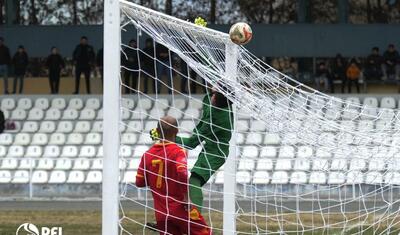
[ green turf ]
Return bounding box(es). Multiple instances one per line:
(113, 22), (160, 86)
(0, 211), (399, 235)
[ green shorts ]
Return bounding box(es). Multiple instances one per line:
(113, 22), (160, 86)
(191, 151), (227, 184)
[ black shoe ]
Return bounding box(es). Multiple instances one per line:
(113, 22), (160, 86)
(145, 222), (158, 232)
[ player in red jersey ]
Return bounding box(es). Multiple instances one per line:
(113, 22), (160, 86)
(136, 116), (211, 235)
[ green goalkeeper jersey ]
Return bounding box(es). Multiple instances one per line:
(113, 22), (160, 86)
(176, 94), (233, 182)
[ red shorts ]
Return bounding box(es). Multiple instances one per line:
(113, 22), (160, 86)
(156, 207), (211, 235)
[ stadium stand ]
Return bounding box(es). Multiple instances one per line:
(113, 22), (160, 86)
(1, 94), (400, 198)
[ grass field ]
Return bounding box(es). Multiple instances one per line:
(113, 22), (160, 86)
(1, 210), (399, 235)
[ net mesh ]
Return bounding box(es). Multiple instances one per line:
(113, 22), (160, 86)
(118, 1), (400, 234)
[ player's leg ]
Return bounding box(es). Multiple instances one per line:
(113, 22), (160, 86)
(188, 207), (211, 235)
(84, 68), (91, 94)
(74, 67), (82, 94)
(189, 173), (205, 212)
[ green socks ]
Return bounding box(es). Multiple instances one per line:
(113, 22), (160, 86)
(189, 175), (204, 212)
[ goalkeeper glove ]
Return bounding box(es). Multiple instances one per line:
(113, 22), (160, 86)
(149, 128), (160, 141)
(194, 17), (207, 27)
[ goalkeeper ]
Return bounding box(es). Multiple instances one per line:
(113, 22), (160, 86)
(151, 89), (233, 211)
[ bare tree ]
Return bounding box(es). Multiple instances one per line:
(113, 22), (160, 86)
(210, 0), (216, 23)
(165, 0), (172, 15)
(238, 0), (295, 23)
(29, 0), (38, 24)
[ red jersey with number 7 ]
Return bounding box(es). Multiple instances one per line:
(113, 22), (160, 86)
(136, 142), (189, 221)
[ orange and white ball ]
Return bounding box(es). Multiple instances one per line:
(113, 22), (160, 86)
(229, 22), (253, 45)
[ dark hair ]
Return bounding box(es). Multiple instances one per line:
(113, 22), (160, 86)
(335, 53), (342, 58)
(350, 58), (357, 64)
(81, 36), (88, 40)
(18, 45), (24, 49)
(129, 39), (137, 44)
(51, 46), (57, 51)
(389, 44), (395, 48)
(319, 62), (326, 66)
(372, 47), (379, 51)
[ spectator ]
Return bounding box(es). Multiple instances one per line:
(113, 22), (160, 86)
(140, 38), (155, 94)
(12, 45), (28, 94)
(72, 36), (95, 94)
(382, 44), (400, 80)
(97, 48), (103, 82)
(346, 59), (361, 93)
(180, 59), (202, 94)
(0, 37), (11, 94)
(331, 54), (347, 93)
(315, 62), (331, 92)
(364, 47), (383, 80)
(46, 47), (65, 94)
(155, 43), (172, 94)
(122, 39), (139, 94)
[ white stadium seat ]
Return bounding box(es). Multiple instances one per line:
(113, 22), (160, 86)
(250, 120), (266, 132)
(1, 98), (15, 110)
(27, 108), (44, 120)
(180, 121), (195, 132)
(0, 133), (12, 145)
(363, 97), (378, 108)
(37, 159), (54, 170)
(66, 133), (84, 145)
(315, 147), (332, 158)
(309, 172), (326, 184)
(264, 133), (280, 145)
(381, 97), (396, 109)
(349, 159), (367, 171)
(271, 171), (289, 184)
(330, 159), (347, 171)
(74, 121), (91, 133)
(80, 109), (96, 120)
(242, 146), (258, 158)
(133, 145), (148, 158)
(73, 158), (91, 170)
(121, 133), (138, 145)
(312, 159), (329, 171)
(131, 108), (147, 120)
(79, 146), (96, 158)
(137, 133), (153, 145)
(35, 98), (49, 110)
(0, 170), (11, 183)
(1, 158), (18, 169)
(214, 171), (224, 185)
(31, 133), (48, 146)
(167, 108), (183, 120)
(92, 121), (103, 132)
(368, 159), (385, 171)
(127, 158), (141, 170)
(32, 170), (48, 183)
(12, 170), (30, 183)
(8, 146), (24, 158)
(188, 99), (202, 110)
(246, 133), (263, 145)
(96, 109), (103, 120)
(13, 133), (30, 145)
(22, 121), (38, 133)
(85, 133), (102, 145)
(154, 98), (169, 110)
(0, 146), (7, 157)
(278, 146), (295, 158)
(184, 108), (200, 120)
(11, 109), (27, 120)
(238, 159), (255, 171)
(172, 98), (186, 110)
(297, 146), (313, 158)
(18, 158), (36, 170)
(126, 121), (143, 133)
(148, 108), (165, 120)
(341, 108), (359, 120)
(48, 171), (66, 184)
(260, 146), (277, 158)
(43, 145), (60, 158)
(25, 146), (43, 158)
(256, 159), (273, 171)
(17, 98), (32, 110)
(51, 98), (66, 110)
(236, 171), (251, 184)
(328, 172), (346, 184)
(67, 171), (85, 183)
(45, 108), (61, 120)
(86, 98), (101, 110)
(293, 159), (310, 171)
(57, 121), (73, 133)
(68, 98), (84, 110)
(253, 171), (269, 184)
(62, 109), (79, 120)
(347, 171), (364, 184)
(92, 159), (103, 170)
(55, 158), (72, 170)
(358, 120), (374, 132)
(365, 172), (383, 185)
(290, 171), (307, 184)
(119, 145), (133, 158)
(61, 146), (78, 158)
(138, 98), (152, 110)
(121, 109), (131, 120)
(384, 172), (400, 185)
(121, 98), (135, 110)
(96, 147), (103, 158)
(86, 171), (102, 183)
(144, 120), (157, 131)
(123, 171), (136, 184)
(275, 159), (292, 171)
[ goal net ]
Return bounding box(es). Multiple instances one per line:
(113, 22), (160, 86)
(111, 1), (400, 234)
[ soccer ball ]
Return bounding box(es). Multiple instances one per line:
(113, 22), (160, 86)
(229, 22), (253, 45)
